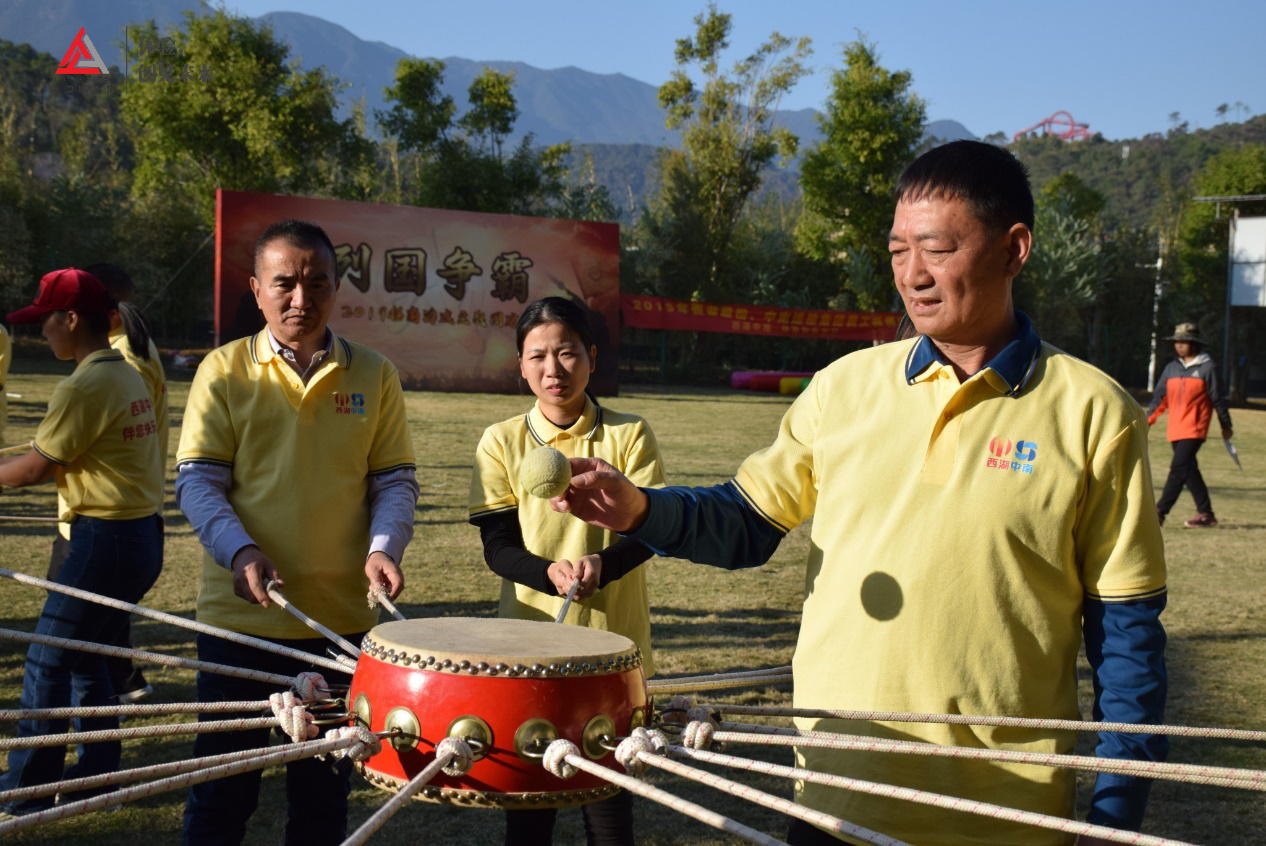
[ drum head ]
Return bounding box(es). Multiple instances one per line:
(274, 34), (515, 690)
(363, 617), (640, 676)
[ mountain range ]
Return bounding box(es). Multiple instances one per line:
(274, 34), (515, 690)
(2, 0), (976, 149)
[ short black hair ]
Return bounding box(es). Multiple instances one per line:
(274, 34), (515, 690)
(515, 296), (596, 354)
(895, 140), (1035, 234)
(253, 219), (337, 276)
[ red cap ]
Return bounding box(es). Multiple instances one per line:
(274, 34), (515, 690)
(7, 268), (113, 325)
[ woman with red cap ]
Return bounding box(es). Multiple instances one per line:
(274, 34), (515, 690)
(0, 268), (164, 816)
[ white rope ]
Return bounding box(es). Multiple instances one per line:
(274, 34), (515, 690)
(0, 567), (350, 674)
(0, 699), (274, 721)
(265, 580), (361, 658)
(0, 716), (281, 751)
(367, 585), (406, 622)
(0, 627), (296, 687)
(340, 740), (472, 846)
(648, 674), (793, 695)
(717, 723), (1266, 791)
(641, 751), (911, 846)
(703, 702), (1266, 743)
(542, 739), (789, 846)
(668, 745), (1198, 846)
(0, 734), (360, 835)
(0, 735), (334, 805)
(654, 665), (793, 685)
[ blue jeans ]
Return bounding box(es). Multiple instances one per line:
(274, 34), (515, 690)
(0, 514), (163, 814)
(182, 631), (361, 846)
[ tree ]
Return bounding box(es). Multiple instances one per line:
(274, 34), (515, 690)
(121, 9), (370, 223)
(377, 60), (570, 216)
(649, 3), (811, 301)
(795, 38), (925, 311)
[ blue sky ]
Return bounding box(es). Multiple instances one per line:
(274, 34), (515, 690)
(223, 0), (1264, 141)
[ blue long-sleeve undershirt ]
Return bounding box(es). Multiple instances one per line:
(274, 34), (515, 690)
(629, 481), (1168, 832)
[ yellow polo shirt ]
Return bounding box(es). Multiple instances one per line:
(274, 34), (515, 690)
(110, 326), (169, 465)
(177, 331), (416, 639)
(470, 396), (665, 676)
(733, 337), (1166, 845)
(34, 349), (163, 520)
(56, 328), (170, 539)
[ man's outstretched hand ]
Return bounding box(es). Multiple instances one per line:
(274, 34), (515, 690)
(550, 457), (649, 534)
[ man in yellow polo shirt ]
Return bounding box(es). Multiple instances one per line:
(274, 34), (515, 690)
(175, 219), (418, 845)
(556, 141), (1167, 845)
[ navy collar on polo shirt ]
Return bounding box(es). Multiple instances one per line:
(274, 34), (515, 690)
(904, 310), (1042, 397)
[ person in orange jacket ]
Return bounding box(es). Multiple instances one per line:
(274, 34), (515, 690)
(1147, 323), (1233, 527)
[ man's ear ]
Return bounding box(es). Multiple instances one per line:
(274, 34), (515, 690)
(1004, 223), (1033, 281)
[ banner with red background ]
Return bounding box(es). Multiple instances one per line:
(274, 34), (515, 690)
(215, 190), (621, 393)
(621, 295), (901, 341)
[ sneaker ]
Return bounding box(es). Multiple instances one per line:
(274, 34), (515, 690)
(115, 669), (153, 704)
(1184, 512), (1218, 528)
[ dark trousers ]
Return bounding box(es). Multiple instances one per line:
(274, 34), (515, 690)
(49, 533), (140, 693)
(505, 789), (634, 845)
(0, 515), (163, 814)
(182, 631), (360, 846)
(1156, 438), (1212, 516)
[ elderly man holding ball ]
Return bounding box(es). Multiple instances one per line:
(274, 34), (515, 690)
(552, 141), (1168, 846)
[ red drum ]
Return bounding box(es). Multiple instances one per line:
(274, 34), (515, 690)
(349, 617), (648, 809)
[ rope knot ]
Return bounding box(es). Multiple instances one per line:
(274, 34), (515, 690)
(269, 691), (317, 743)
(685, 705), (717, 725)
(614, 732), (655, 775)
(436, 737), (475, 777)
(542, 739), (580, 779)
(681, 719), (716, 750)
(367, 585), (389, 609)
(291, 672), (329, 701)
(658, 694), (696, 726)
(325, 725), (382, 762)
(640, 727), (670, 755)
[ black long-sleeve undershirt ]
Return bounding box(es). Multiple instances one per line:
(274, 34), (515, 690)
(470, 509), (655, 595)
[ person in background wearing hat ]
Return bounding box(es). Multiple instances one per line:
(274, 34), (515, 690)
(0, 268), (164, 817)
(1147, 322), (1233, 528)
(42, 263), (169, 704)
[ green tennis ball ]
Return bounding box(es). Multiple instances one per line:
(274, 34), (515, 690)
(519, 446), (572, 499)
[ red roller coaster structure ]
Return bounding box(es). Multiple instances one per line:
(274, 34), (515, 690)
(1013, 110), (1090, 142)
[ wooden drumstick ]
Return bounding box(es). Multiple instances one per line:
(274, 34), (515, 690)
(555, 579), (580, 624)
(0, 441), (33, 455)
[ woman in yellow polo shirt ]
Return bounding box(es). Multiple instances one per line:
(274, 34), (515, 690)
(0, 268), (164, 816)
(469, 296), (665, 846)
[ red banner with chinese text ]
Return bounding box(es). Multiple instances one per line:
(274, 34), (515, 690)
(620, 295), (901, 341)
(215, 190), (620, 394)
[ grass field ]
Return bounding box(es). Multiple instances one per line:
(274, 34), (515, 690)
(2, 356), (1264, 845)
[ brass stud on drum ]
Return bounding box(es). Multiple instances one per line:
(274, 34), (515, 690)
(514, 718), (558, 763)
(582, 714), (615, 759)
(384, 706), (421, 751)
(447, 715), (493, 761)
(353, 693), (372, 730)
(628, 707), (646, 733)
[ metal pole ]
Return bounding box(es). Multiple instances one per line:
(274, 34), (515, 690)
(1223, 211), (1236, 386)
(1147, 232), (1165, 392)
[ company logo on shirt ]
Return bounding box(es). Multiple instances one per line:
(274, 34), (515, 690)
(985, 437), (1037, 475)
(334, 392), (366, 415)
